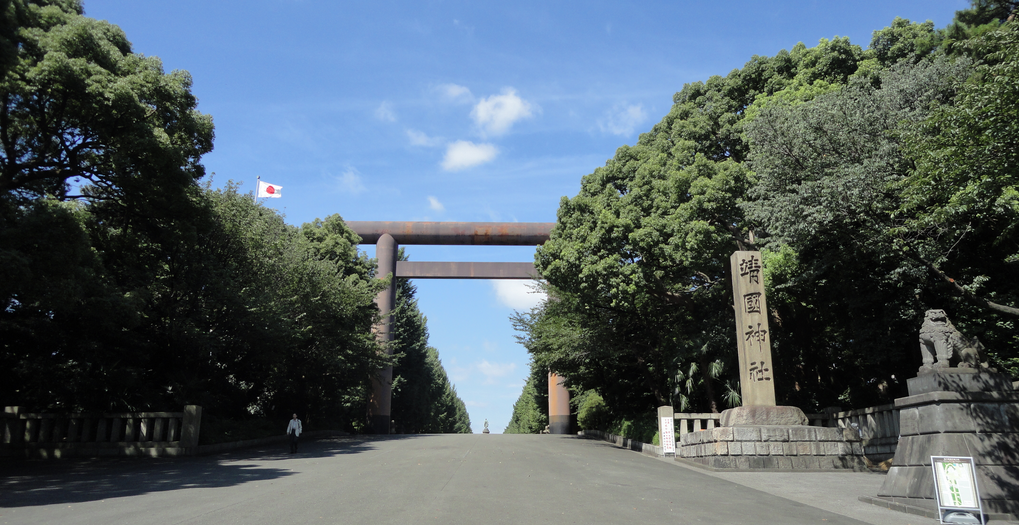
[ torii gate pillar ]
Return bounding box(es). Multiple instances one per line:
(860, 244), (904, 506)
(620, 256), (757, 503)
(367, 233), (398, 434)
(548, 372), (571, 434)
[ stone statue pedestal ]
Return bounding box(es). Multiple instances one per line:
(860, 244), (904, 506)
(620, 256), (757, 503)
(678, 405), (865, 470)
(873, 369), (1019, 520)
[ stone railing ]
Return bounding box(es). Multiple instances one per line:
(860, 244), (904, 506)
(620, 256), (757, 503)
(673, 412), (828, 438)
(2, 405), (202, 459)
(674, 413), (720, 437)
(829, 403), (899, 462)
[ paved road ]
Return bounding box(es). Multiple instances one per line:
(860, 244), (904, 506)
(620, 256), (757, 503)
(1, 434), (935, 525)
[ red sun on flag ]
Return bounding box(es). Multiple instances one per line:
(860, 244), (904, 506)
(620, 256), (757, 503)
(256, 180), (282, 198)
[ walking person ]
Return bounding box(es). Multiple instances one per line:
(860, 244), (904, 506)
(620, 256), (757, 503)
(287, 413), (302, 453)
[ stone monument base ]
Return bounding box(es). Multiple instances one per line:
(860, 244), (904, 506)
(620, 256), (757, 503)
(874, 370), (1019, 519)
(679, 424), (865, 470)
(678, 405), (865, 470)
(719, 405), (810, 426)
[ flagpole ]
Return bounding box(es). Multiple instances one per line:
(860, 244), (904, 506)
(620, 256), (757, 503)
(254, 175), (259, 205)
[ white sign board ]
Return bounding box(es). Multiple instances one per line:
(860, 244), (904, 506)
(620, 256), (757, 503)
(660, 417), (675, 455)
(931, 456), (984, 525)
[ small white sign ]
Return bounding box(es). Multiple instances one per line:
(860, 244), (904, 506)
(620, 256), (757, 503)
(931, 456), (984, 525)
(660, 417), (675, 455)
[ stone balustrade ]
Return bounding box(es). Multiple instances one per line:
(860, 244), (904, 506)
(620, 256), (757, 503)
(673, 413), (720, 437)
(673, 411), (828, 438)
(2, 405), (202, 458)
(829, 404), (899, 462)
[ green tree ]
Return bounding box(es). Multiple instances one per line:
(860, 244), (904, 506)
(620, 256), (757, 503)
(389, 260), (472, 434)
(900, 23), (1019, 318)
(530, 36), (870, 417)
(1, 0), (213, 411)
(0, 0), (213, 210)
(504, 362), (548, 434)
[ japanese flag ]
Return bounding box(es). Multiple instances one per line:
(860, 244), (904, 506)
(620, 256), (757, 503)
(256, 180), (282, 198)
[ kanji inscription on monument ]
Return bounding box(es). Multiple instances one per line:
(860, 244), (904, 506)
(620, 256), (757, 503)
(731, 251), (776, 406)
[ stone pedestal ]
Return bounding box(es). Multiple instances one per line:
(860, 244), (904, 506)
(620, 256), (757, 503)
(678, 406), (865, 470)
(720, 405), (808, 426)
(875, 370), (1019, 519)
(679, 424), (865, 470)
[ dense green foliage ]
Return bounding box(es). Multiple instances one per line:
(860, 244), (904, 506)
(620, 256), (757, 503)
(390, 266), (472, 434)
(1, 1), (469, 433)
(504, 363), (548, 434)
(517, 2), (1019, 426)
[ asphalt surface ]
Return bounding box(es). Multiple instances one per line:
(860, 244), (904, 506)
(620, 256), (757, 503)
(1, 434), (942, 525)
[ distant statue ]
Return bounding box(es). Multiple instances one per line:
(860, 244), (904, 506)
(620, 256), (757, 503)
(918, 309), (994, 373)
(483, 419), (490, 434)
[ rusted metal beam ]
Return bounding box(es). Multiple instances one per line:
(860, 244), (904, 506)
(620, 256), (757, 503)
(396, 261), (538, 279)
(347, 221), (553, 245)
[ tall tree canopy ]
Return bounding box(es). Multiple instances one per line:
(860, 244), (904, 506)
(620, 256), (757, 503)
(1, 2), (413, 432)
(389, 258), (472, 434)
(521, 5), (1019, 425)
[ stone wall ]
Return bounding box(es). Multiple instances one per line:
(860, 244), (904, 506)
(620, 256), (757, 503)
(679, 425), (866, 470)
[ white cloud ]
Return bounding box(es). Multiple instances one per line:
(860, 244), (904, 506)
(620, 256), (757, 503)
(599, 103), (647, 136)
(492, 280), (546, 310)
(375, 101), (396, 122)
(441, 140), (498, 171)
(406, 128), (443, 147)
(471, 88), (535, 136)
(477, 360), (517, 384)
(428, 196), (445, 212)
(337, 167), (366, 194)
(439, 83), (473, 102)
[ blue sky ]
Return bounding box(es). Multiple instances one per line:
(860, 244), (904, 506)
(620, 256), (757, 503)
(83, 0), (968, 433)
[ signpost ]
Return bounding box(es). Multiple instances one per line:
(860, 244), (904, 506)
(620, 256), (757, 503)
(657, 406), (675, 456)
(931, 456), (985, 524)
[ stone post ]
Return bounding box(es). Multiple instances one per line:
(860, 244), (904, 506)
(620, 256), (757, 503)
(548, 372), (571, 434)
(179, 405), (202, 454)
(730, 251), (776, 406)
(3, 406), (22, 445)
(368, 233), (398, 434)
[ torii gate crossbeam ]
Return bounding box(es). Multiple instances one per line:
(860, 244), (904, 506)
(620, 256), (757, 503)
(347, 221), (571, 434)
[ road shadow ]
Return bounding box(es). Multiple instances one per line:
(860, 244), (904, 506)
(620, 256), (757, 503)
(209, 433), (432, 462)
(0, 434), (428, 508)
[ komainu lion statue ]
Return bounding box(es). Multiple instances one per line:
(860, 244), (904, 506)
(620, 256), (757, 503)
(918, 309), (994, 374)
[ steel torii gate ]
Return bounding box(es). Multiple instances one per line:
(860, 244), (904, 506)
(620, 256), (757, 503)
(347, 221), (571, 435)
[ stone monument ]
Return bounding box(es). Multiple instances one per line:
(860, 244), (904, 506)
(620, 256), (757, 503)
(730, 251), (776, 406)
(482, 420), (490, 434)
(872, 310), (1019, 520)
(676, 251), (865, 470)
(723, 251), (807, 425)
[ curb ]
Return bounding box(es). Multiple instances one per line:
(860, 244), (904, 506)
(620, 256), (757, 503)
(578, 429), (664, 458)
